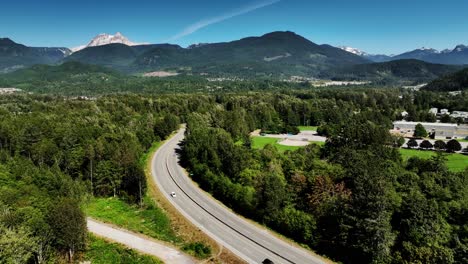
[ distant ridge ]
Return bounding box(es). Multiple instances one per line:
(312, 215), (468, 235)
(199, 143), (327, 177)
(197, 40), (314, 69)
(0, 38), (71, 73)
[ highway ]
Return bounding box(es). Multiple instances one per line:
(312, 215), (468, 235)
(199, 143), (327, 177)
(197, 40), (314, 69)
(151, 127), (327, 264)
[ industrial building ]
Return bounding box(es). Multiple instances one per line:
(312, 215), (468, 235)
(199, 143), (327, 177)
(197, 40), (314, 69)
(393, 121), (468, 139)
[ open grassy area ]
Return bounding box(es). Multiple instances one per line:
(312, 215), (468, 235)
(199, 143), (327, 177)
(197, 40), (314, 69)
(400, 148), (468, 172)
(84, 234), (163, 264)
(84, 197), (181, 244)
(251, 136), (324, 152)
(298, 126), (319, 131)
(252, 137), (467, 172)
(252, 136), (302, 152)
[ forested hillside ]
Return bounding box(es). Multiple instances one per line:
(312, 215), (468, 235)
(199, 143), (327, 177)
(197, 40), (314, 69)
(424, 67), (468, 91)
(329, 59), (462, 84)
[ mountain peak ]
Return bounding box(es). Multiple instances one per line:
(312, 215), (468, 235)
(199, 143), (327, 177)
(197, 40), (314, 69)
(417, 47), (439, 53)
(72, 32), (144, 53)
(454, 44), (467, 52)
(339, 46), (368, 56)
(260, 31), (301, 39)
(0, 38), (18, 46)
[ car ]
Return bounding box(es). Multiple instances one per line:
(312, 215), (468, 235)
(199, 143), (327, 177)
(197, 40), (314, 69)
(170, 192), (176, 197)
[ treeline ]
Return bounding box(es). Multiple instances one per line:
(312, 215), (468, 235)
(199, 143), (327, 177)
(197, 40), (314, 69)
(179, 94), (468, 263)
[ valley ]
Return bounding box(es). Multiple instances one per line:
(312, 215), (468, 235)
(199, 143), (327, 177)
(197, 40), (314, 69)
(1, 2), (468, 263)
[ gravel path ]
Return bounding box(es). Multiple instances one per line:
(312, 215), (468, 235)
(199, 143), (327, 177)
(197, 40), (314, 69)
(87, 218), (195, 264)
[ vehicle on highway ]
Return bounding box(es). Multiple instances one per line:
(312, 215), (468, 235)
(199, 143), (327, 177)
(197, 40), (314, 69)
(170, 191), (176, 197)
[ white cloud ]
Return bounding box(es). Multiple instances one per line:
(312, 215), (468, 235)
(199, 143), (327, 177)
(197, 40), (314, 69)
(168, 0), (281, 41)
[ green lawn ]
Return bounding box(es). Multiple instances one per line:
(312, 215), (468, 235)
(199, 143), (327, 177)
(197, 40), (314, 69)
(251, 136), (323, 152)
(298, 126), (318, 131)
(84, 197), (180, 244)
(252, 137), (467, 172)
(400, 148), (468, 172)
(85, 234), (163, 264)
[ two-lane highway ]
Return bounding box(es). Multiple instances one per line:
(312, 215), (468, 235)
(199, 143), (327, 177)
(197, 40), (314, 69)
(151, 127), (327, 264)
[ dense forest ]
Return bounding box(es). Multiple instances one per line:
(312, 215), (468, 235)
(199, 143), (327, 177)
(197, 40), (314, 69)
(424, 67), (468, 92)
(0, 94), (196, 262)
(0, 88), (466, 263)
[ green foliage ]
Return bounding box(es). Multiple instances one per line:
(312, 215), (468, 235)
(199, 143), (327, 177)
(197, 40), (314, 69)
(337, 59), (461, 84)
(0, 224), (38, 264)
(407, 138), (419, 148)
(49, 198), (86, 262)
(419, 140), (433, 149)
(181, 242), (211, 259)
(413, 123), (428, 138)
(424, 67), (468, 91)
(447, 139), (462, 153)
(85, 234), (162, 264)
(0, 89), (466, 264)
(434, 140), (447, 150)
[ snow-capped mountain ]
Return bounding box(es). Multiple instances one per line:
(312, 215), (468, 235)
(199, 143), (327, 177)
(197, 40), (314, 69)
(453, 44), (468, 52)
(339, 46), (368, 56)
(71, 32), (145, 52)
(339, 46), (392, 62)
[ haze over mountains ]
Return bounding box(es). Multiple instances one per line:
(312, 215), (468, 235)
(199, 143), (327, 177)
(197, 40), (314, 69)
(1, 31), (467, 81)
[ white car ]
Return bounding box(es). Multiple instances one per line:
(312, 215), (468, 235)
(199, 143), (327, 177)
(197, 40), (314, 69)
(170, 192), (176, 198)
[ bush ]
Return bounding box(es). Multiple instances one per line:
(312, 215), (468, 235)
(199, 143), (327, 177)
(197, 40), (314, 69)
(434, 140), (447, 151)
(182, 242), (211, 259)
(419, 140), (433, 150)
(446, 139), (462, 153)
(407, 138), (418, 148)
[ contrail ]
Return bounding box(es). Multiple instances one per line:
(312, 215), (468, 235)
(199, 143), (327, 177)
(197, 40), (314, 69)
(168, 0), (281, 41)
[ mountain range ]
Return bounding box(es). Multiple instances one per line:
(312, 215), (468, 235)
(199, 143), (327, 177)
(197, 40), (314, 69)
(0, 38), (71, 73)
(0, 31), (467, 81)
(340, 45), (468, 64)
(61, 31), (371, 77)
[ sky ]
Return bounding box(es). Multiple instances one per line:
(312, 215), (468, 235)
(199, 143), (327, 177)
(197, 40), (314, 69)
(1, 0), (468, 55)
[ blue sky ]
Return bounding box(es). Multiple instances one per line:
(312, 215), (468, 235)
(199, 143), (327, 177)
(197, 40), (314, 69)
(1, 0), (467, 54)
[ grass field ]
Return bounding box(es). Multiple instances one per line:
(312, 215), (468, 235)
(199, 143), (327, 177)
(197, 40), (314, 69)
(400, 148), (468, 172)
(84, 197), (181, 244)
(252, 137), (467, 172)
(85, 234), (163, 264)
(251, 136), (324, 152)
(298, 126), (319, 131)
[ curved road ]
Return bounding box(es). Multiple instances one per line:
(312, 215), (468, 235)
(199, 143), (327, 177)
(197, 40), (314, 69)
(151, 128), (327, 264)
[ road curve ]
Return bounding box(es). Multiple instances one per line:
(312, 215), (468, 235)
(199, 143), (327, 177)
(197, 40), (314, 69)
(151, 127), (327, 264)
(87, 218), (194, 264)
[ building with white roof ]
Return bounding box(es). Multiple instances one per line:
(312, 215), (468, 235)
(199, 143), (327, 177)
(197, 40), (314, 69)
(393, 121), (468, 139)
(429, 108), (438, 115)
